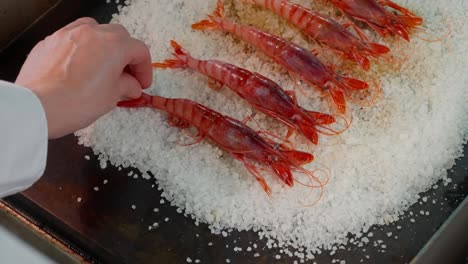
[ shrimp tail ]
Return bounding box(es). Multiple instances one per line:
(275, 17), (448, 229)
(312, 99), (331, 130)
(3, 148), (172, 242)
(341, 76), (369, 91)
(152, 40), (189, 69)
(399, 14), (423, 28)
(192, 0), (225, 30)
(272, 149), (314, 186)
(352, 52), (371, 71)
(380, 0), (423, 26)
(297, 123), (320, 145)
(369, 43), (391, 55)
(353, 43), (389, 70)
(280, 150), (314, 166)
(117, 93), (152, 108)
(295, 111), (335, 144)
(272, 162), (294, 186)
(305, 111), (336, 125)
(329, 89), (347, 114)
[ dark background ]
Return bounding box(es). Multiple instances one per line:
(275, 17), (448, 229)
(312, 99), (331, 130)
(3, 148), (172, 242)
(0, 0), (467, 263)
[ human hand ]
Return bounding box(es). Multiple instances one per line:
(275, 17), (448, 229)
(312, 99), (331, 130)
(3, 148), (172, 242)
(15, 17), (152, 139)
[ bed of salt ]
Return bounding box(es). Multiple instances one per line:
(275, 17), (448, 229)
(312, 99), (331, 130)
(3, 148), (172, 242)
(76, 0), (468, 260)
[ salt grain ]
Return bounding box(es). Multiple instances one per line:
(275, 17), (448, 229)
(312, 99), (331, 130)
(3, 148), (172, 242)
(77, 197), (82, 203)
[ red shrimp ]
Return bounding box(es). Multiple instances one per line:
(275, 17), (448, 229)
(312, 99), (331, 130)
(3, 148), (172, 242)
(244, 0), (390, 70)
(327, 0), (423, 42)
(118, 93), (319, 195)
(192, 0), (369, 114)
(153, 40), (336, 145)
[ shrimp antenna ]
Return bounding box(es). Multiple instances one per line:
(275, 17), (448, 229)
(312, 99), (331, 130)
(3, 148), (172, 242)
(413, 15), (453, 43)
(294, 164), (331, 207)
(316, 111), (353, 136)
(346, 81), (383, 108)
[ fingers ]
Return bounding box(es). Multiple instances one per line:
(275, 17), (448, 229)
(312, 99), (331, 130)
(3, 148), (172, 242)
(119, 72), (143, 99)
(123, 38), (153, 89)
(58, 17), (98, 33)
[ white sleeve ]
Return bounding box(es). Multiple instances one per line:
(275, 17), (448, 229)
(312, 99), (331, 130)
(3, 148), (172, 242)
(0, 81), (48, 198)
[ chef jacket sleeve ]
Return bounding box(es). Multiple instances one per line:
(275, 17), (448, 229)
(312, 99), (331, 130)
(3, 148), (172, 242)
(0, 80), (47, 198)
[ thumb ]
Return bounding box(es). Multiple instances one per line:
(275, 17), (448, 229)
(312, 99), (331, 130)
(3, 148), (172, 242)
(119, 72), (142, 99)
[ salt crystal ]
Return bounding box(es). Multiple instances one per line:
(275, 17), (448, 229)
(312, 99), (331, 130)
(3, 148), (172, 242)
(103, 179), (108, 184)
(226, 259), (230, 263)
(253, 253), (260, 257)
(93, 187), (99, 191)
(131, 205), (136, 210)
(84, 155), (90, 160)
(186, 257), (192, 263)
(165, 217), (169, 222)
(194, 259), (200, 263)
(77, 197), (82, 203)
(275, 255), (281, 259)
(387, 232), (392, 237)
(153, 208), (159, 213)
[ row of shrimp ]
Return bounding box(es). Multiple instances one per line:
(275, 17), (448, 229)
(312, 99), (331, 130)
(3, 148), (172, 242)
(118, 0), (423, 198)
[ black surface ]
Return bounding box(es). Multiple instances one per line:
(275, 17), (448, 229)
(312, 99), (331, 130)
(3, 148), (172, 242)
(413, 198), (468, 264)
(1, 1), (467, 263)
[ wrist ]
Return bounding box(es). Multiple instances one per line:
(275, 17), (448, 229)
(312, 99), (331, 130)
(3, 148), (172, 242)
(16, 80), (63, 139)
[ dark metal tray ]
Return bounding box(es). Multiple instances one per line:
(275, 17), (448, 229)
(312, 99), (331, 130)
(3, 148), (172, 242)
(1, 1), (467, 263)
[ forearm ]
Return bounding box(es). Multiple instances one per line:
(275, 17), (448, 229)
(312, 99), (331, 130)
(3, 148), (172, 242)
(0, 81), (47, 198)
